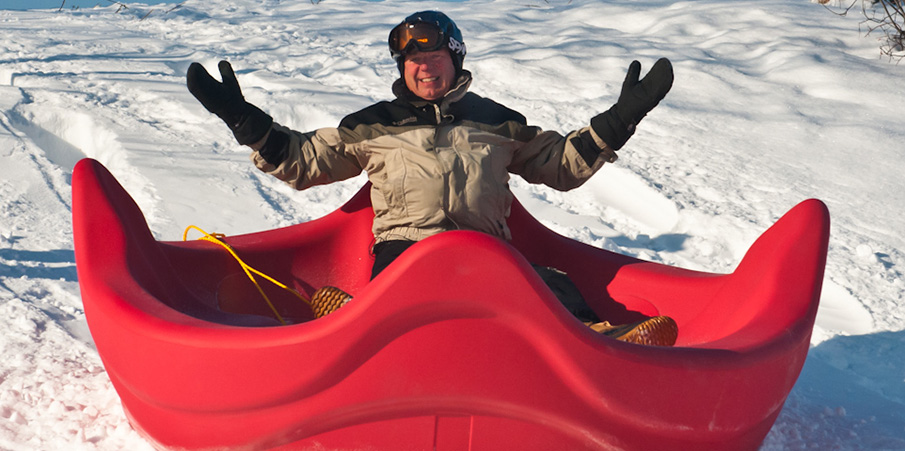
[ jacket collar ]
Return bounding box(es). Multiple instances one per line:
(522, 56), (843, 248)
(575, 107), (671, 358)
(392, 70), (473, 110)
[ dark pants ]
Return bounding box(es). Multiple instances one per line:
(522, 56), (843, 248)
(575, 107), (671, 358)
(371, 240), (600, 323)
(371, 240), (416, 280)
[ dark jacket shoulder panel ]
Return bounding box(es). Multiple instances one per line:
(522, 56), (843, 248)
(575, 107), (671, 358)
(450, 92), (527, 127)
(338, 91), (530, 144)
(453, 93), (539, 143)
(338, 100), (432, 144)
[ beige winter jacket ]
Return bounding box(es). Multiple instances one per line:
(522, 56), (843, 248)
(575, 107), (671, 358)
(250, 71), (617, 244)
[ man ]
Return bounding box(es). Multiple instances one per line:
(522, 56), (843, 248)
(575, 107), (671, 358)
(186, 11), (677, 345)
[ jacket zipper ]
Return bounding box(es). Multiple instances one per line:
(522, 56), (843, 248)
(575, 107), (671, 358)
(432, 103), (443, 124)
(431, 103), (461, 231)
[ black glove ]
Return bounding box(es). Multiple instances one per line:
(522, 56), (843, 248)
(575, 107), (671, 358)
(591, 58), (673, 150)
(186, 60), (273, 145)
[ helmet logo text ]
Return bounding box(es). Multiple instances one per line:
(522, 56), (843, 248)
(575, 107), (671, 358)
(448, 36), (466, 56)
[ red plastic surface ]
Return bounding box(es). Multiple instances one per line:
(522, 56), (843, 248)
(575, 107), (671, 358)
(71, 158), (830, 450)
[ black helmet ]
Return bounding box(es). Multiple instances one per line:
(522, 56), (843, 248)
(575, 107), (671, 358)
(388, 11), (466, 74)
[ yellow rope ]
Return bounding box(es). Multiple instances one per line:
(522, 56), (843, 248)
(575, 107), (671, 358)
(182, 225), (312, 326)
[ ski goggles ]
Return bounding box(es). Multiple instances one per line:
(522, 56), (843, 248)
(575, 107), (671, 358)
(389, 22), (448, 55)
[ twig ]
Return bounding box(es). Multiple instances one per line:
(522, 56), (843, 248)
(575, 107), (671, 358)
(105, 0), (128, 13)
(821, 0), (859, 16)
(165, 1), (187, 14)
(824, 0), (905, 62)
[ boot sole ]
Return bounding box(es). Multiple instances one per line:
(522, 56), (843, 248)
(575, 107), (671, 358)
(310, 286), (352, 319)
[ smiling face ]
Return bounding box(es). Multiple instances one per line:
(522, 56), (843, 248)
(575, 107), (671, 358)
(403, 49), (456, 101)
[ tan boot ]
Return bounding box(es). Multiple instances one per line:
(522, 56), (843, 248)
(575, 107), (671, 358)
(586, 316), (678, 346)
(310, 286), (352, 319)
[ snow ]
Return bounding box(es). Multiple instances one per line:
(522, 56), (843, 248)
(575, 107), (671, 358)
(1, 0), (903, 449)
